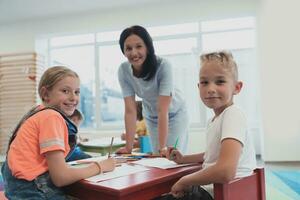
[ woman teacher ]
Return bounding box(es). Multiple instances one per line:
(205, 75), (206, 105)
(117, 25), (189, 155)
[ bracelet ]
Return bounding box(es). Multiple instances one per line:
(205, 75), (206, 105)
(94, 162), (102, 174)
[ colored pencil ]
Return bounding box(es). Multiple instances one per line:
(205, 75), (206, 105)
(108, 137), (114, 158)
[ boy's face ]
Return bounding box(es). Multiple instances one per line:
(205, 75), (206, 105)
(198, 61), (242, 116)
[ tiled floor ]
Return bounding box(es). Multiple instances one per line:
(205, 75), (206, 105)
(264, 161), (300, 200)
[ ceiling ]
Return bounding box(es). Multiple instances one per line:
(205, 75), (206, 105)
(0, 0), (166, 25)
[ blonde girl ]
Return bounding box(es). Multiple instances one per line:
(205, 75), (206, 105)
(1, 66), (115, 199)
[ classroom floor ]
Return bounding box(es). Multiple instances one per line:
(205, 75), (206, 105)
(264, 161), (300, 200)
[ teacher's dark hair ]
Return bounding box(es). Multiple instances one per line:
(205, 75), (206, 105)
(119, 25), (157, 81)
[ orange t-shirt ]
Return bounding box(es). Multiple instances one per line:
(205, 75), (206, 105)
(7, 108), (70, 181)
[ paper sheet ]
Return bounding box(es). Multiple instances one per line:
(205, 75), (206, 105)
(85, 163), (150, 182)
(132, 157), (195, 169)
(67, 156), (108, 166)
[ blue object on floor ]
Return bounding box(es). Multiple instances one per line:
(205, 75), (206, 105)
(266, 169), (300, 200)
(273, 170), (300, 195)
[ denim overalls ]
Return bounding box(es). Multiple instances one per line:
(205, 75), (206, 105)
(1, 107), (78, 200)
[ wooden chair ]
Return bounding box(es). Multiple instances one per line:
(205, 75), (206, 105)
(214, 168), (266, 200)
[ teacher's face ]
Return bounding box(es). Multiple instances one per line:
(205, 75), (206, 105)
(123, 34), (147, 71)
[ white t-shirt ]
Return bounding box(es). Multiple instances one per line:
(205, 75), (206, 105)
(202, 105), (257, 178)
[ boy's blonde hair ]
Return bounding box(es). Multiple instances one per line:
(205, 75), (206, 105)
(38, 66), (79, 102)
(200, 50), (238, 81)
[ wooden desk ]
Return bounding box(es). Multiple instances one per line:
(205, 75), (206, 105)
(64, 164), (201, 200)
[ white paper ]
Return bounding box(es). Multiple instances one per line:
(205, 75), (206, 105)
(67, 156), (107, 166)
(132, 157), (195, 169)
(85, 163), (150, 182)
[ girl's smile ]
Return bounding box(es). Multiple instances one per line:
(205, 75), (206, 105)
(43, 76), (80, 116)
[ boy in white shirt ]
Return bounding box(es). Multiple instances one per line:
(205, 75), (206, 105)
(168, 51), (256, 198)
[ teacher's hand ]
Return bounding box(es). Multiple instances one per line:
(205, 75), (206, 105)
(116, 146), (131, 154)
(158, 147), (168, 157)
(120, 133), (126, 141)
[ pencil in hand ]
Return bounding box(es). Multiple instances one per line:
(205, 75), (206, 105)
(108, 137), (114, 158)
(170, 137), (179, 160)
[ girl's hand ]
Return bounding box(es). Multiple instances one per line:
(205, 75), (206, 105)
(170, 178), (189, 198)
(97, 158), (116, 173)
(116, 146), (131, 154)
(167, 148), (184, 164)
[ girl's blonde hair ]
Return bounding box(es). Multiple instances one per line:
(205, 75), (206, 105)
(200, 50), (238, 81)
(38, 66), (79, 102)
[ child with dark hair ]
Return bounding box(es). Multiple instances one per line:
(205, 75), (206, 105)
(67, 109), (92, 161)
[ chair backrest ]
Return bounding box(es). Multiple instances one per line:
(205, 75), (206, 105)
(213, 168), (266, 200)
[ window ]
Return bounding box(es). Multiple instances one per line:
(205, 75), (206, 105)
(50, 45), (96, 128)
(47, 17), (258, 131)
(98, 44), (126, 127)
(50, 34), (94, 46)
(201, 17), (258, 128)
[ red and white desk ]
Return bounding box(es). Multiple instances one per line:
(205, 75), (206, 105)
(64, 164), (201, 200)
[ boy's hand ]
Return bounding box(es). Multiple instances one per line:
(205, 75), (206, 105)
(170, 178), (189, 198)
(167, 147), (184, 164)
(97, 157), (116, 173)
(166, 147), (174, 159)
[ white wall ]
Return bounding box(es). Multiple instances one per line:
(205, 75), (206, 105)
(257, 0), (300, 161)
(0, 0), (257, 53)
